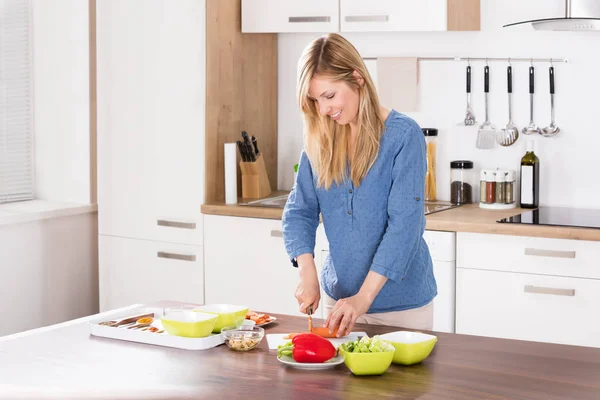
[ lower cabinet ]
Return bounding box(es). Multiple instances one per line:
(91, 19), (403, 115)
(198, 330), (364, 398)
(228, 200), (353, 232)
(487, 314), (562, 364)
(99, 234), (204, 312)
(204, 215), (316, 316)
(456, 266), (600, 348)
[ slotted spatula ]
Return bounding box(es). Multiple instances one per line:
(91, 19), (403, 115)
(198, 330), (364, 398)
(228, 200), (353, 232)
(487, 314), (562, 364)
(476, 66), (496, 149)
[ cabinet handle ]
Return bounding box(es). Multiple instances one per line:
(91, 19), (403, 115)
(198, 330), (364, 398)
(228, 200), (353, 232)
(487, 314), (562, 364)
(157, 220), (196, 230)
(524, 285), (575, 297)
(157, 251), (196, 262)
(270, 230), (283, 238)
(345, 15), (389, 23)
(524, 248), (576, 259)
(288, 16), (331, 23)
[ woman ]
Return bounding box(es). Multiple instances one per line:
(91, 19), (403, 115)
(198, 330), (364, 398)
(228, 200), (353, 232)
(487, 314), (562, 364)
(282, 33), (436, 338)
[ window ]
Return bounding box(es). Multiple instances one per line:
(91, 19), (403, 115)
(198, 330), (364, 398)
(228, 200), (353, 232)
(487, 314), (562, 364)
(0, 0), (34, 204)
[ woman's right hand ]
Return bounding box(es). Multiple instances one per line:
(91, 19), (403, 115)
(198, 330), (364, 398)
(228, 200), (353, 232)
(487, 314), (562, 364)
(295, 255), (321, 314)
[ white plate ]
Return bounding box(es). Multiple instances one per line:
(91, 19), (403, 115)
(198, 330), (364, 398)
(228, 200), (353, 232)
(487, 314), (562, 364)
(277, 354), (344, 370)
(256, 316), (277, 327)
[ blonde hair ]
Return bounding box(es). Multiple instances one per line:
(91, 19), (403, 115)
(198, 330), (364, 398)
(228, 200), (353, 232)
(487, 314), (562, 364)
(297, 33), (385, 189)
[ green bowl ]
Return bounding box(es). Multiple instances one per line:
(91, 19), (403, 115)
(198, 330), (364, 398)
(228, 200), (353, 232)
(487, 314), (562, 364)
(339, 347), (395, 376)
(380, 331), (437, 365)
(193, 304), (249, 333)
(161, 311), (218, 338)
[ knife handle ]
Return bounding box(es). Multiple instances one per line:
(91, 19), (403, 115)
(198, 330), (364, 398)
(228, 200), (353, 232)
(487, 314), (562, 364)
(251, 135), (260, 155)
(246, 142), (256, 162)
(237, 141), (247, 162)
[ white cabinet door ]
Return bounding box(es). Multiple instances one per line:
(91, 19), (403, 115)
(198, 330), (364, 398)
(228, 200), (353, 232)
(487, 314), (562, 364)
(204, 215), (305, 316)
(456, 268), (600, 348)
(99, 234), (204, 312)
(242, 0), (339, 33)
(97, 0), (157, 241)
(97, 0), (205, 245)
(341, 0), (447, 32)
(153, 0), (205, 246)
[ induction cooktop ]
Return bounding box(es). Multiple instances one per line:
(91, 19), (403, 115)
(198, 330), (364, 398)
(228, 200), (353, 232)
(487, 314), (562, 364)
(497, 207), (600, 230)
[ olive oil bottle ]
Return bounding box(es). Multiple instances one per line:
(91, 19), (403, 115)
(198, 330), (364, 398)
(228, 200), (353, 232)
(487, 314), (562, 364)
(520, 140), (540, 209)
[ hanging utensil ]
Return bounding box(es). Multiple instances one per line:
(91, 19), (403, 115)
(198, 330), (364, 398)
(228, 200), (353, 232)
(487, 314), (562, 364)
(498, 65), (519, 146)
(461, 65), (476, 126)
(541, 66), (560, 137)
(522, 66), (541, 135)
(476, 65), (496, 149)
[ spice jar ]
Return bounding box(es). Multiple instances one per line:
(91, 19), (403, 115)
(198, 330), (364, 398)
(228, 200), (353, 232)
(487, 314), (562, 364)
(479, 170), (488, 203)
(495, 169), (506, 204)
(422, 128), (437, 201)
(485, 170), (495, 204)
(505, 170), (515, 204)
(450, 160), (473, 205)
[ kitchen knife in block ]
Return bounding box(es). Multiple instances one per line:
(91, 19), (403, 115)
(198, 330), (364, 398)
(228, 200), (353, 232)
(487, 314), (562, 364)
(239, 154), (271, 198)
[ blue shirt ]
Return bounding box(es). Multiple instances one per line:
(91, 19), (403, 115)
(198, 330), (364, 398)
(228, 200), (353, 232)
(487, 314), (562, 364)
(282, 110), (437, 313)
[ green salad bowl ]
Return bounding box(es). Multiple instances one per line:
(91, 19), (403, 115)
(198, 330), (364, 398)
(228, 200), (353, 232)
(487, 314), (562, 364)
(193, 304), (249, 333)
(339, 347), (395, 376)
(380, 331), (437, 365)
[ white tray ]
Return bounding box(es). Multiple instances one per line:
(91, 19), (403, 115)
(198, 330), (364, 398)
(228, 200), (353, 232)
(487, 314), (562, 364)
(89, 306), (224, 350)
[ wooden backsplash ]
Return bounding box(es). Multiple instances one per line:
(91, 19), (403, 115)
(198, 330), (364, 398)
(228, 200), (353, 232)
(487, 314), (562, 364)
(205, 0), (278, 203)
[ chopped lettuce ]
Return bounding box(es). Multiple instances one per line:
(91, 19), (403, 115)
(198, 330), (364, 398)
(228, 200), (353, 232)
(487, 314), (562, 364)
(340, 335), (394, 353)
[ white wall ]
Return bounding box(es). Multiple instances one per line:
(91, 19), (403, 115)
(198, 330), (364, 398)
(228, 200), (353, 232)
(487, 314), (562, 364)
(277, 0), (600, 209)
(32, 0), (91, 204)
(0, 213), (99, 337)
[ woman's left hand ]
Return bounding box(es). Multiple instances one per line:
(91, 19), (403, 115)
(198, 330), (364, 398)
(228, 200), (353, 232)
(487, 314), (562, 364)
(324, 292), (373, 338)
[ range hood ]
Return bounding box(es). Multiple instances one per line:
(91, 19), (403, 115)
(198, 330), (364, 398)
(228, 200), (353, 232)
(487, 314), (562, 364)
(504, 0), (600, 31)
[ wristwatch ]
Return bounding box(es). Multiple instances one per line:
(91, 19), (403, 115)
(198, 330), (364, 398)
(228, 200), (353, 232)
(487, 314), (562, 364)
(291, 258), (298, 268)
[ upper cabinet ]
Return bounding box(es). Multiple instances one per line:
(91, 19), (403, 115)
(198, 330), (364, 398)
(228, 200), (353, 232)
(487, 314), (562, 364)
(341, 0), (447, 32)
(242, 0), (479, 33)
(242, 0), (339, 33)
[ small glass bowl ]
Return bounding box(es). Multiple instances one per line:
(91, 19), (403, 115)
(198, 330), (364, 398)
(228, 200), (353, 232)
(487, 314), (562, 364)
(221, 326), (264, 351)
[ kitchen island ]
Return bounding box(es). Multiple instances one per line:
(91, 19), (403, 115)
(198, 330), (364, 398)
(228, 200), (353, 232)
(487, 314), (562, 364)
(1, 304), (599, 400)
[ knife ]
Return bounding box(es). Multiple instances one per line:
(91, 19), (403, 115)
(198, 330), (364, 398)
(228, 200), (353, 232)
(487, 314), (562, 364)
(237, 140), (247, 162)
(241, 131), (256, 162)
(307, 305), (313, 333)
(251, 135), (260, 156)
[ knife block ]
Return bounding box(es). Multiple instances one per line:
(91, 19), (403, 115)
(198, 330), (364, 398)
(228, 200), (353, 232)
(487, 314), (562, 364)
(239, 154), (271, 199)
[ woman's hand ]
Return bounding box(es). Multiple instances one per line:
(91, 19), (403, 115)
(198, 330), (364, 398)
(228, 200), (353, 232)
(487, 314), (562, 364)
(324, 292), (373, 338)
(295, 255), (321, 314)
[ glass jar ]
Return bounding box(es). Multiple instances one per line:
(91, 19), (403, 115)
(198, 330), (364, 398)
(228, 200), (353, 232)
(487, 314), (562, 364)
(422, 128), (437, 201)
(479, 170), (487, 203)
(505, 170), (516, 204)
(495, 169), (506, 204)
(450, 160), (474, 205)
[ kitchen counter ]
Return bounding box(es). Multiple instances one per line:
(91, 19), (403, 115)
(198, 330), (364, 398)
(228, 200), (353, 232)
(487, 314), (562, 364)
(202, 196), (600, 242)
(1, 303), (600, 400)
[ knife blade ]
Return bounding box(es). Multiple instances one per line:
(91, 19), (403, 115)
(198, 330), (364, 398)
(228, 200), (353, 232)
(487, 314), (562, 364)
(307, 305), (313, 333)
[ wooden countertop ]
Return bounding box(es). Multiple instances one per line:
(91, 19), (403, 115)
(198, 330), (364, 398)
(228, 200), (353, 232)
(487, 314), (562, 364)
(202, 196), (600, 241)
(2, 305), (599, 399)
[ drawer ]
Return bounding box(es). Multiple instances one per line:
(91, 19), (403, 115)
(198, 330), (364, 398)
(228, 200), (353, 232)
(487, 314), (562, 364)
(456, 268), (600, 348)
(457, 232), (600, 279)
(99, 235), (204, 312)
(424, 230), (456, 261)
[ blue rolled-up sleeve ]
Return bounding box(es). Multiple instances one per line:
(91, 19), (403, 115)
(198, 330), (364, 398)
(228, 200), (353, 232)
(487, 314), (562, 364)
(370, 123), (427, 282)
(282, 151), (321, 262)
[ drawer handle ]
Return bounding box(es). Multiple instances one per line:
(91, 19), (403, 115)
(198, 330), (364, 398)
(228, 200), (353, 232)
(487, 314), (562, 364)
(157, 220), (196, 230)
(345, 15), (390, 23)
(288, 16), (331, 23)
(524, 248), (576, 259)
(524, 285), (575, 297)
(157, 251), (196, 262)
(270, 230), (283, 238)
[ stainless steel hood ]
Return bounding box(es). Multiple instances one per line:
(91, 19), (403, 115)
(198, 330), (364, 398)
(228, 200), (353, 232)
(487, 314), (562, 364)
(504, 0), (600, 31)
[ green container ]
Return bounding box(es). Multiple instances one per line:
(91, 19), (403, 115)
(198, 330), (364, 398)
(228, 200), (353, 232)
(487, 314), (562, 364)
(339, 347), (395, 376)
(380, 331), (437, 365)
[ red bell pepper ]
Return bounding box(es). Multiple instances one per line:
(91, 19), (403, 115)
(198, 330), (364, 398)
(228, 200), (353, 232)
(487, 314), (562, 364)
(277, 332), (336, 363)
